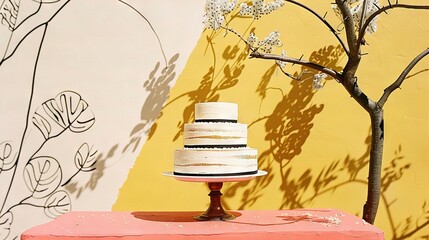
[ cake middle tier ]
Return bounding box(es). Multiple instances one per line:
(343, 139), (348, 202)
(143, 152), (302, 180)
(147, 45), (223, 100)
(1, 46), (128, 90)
(174, 147), (258, 176)
(184, 122), (247, 147)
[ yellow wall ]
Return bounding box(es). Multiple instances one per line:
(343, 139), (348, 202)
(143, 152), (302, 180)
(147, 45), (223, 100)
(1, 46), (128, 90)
(113, 1), (429, 239)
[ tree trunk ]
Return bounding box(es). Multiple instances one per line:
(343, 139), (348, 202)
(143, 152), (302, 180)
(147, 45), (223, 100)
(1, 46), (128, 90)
(363, 107), (384, 224)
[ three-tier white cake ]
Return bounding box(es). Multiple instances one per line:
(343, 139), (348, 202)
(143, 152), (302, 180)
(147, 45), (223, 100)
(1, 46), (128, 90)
(174, 102), (258, 176)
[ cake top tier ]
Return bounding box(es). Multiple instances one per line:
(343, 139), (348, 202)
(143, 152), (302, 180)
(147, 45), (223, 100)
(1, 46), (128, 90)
(195, 102), (238, 122)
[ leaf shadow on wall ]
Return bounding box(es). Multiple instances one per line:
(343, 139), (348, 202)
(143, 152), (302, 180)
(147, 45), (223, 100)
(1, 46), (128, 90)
(126, 53), (180, 150)
(217, 44), (429, 239)
(65, 53), (180, 199)
(223, 45), (344, 210)
(162, 38), (249, 141)
(382, 145), (429, 240)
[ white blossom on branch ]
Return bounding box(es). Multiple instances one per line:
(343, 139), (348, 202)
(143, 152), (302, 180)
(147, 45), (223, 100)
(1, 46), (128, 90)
(256, 31), (282, 53)
(332, 0), (380, 34)
(247, 32), (258, 46)
(240, 0), (285, 19)
(203, 0), (238, 30)
(275, 50), (287, 69)
(312, 73), (327, 90)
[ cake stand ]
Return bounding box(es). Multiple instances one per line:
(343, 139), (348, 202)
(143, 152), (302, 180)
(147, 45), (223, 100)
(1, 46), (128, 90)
(162, 170), (267, 221)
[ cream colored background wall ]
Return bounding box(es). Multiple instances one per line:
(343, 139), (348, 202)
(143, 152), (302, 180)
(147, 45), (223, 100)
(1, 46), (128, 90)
(114, 1), (429, 239)
(0, 1), (204, 239)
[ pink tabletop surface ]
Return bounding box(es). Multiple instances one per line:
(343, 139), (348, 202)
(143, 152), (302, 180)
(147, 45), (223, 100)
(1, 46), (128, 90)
(21, 209), (384, 240)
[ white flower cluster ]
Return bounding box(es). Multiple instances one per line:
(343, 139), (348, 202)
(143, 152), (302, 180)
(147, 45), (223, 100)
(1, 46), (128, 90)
(332, 0), (380, 34)
(275, 50), (287, 69)
(203, 0), (238, 30)
(240, 0), (285, 20)
(248, 31), (282, 53)
(312, 73), (327, 90)
(247, 32), (258, 46)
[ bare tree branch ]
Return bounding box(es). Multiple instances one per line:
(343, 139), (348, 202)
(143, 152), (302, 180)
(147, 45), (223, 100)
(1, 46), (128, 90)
(335, 0), (359, 58)
(357, 3), (429, 54)
(378, 48), (429, 107)
(285, 0), (350, 56)
(359, 0), (369, 32)
(249, 52), (342, 81)
(405, 68), (429, 80)
(276, 63), (314, 81)
(276, 62), (300, 80)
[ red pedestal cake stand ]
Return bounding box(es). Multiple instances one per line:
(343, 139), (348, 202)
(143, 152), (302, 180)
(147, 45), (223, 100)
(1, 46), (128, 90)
(163, 170), (267, 221)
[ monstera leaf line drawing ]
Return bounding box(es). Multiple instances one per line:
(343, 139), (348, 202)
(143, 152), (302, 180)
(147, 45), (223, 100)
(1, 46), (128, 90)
(74, 143), (97, 172)
(0, 212), (13, 240)
(44, 190), (71, 219)
(0, 0), (19, 31)
(61, 142), (98, 187)
(24, 156), (62, 199)
(32, 91), (95, 140)
(0, 142), (16, 173)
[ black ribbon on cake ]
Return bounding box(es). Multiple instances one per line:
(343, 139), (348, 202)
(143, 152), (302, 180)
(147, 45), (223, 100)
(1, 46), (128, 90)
(195, 119), (237, 123)
(177, 114), (256, 177)
(173, 170), (258, 177)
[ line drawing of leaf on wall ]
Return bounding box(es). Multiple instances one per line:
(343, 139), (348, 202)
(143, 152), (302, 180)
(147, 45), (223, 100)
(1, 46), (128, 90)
(0, 141), (17, 173)
(0, 0), (19, 31)
(62, 142), (98, 187)
(24, 156), (62, 199)
(74, 143), (97, 172)
(32, 91), (95, 140)
(44, 190), (71, 219)
(0, 212), (13, 240)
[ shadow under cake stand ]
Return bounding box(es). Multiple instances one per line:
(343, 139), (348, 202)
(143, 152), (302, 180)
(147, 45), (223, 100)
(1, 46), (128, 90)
(163, 170), (267, 221)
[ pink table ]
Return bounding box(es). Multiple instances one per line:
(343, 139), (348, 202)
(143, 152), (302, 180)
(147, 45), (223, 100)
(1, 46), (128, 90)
(21, 209), (384, 240)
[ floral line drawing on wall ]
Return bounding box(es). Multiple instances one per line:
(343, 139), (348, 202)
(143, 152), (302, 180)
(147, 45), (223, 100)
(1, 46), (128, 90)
(0, 0), (173, 238)
(0, 1), (80, 238)
(0, 90), (96, 240)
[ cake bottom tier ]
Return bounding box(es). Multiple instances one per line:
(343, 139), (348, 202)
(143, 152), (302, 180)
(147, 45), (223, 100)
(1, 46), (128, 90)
(174, 147), (258, 176)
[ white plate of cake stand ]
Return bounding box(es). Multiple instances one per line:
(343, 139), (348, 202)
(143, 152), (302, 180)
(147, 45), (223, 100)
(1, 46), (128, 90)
(162, 170), (267, 221)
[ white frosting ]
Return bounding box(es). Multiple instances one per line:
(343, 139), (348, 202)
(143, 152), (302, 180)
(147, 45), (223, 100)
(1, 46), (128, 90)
(174, 148), (258, 175)
(195, 102), (238, 121)
(184, 122), (247, 146)
(174, 102), (258, 175)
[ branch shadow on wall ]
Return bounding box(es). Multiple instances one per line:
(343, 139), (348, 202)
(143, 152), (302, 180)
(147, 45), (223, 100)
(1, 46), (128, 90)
(161, 33), (249, 142)
(383, 145), (429, 240)
(216, 43), (429, 239)
(64, 53), (181, 199)
(271, 131), (429, 240)
(223, 44), (344, 210)
(64, 24), (251, 206)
